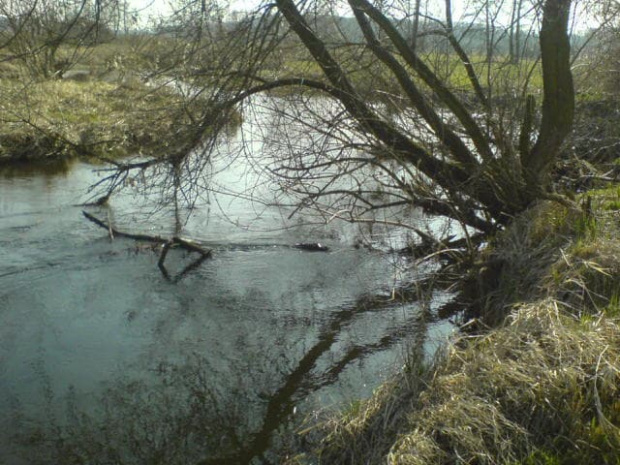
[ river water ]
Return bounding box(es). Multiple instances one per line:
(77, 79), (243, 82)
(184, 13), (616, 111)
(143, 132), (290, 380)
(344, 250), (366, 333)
(0, 100), (454, 464)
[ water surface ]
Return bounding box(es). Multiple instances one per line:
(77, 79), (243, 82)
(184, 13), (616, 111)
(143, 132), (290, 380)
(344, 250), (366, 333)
(0, 119), (453, 465)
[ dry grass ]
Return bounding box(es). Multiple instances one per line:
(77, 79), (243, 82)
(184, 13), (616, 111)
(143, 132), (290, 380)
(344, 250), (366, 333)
(304, 304), (620, 465)
(390, 302), (620, 465)
(0, 75), (204, 161)
(297, 374), (428, 464)
(296, 195), (620, 465)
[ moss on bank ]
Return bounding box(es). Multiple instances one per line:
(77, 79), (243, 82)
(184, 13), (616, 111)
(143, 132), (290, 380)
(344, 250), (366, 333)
(293, 193), (620, 464)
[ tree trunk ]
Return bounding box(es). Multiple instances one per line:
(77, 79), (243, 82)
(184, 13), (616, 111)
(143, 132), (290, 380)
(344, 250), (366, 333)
(522, 0), (574, 197)
(509, 0), (517, 63)
(410, 0), (421, 52)
(516, 0), (523, 63)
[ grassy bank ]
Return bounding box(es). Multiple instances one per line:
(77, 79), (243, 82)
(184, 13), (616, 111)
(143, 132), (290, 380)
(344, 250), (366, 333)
(293, 189), (620, 464)
(0, 75), (206, 162)
(0, 34), (219, 163)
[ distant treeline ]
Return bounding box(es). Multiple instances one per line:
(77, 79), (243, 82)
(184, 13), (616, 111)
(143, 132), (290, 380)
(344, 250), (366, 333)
(154, 13), (597, 60)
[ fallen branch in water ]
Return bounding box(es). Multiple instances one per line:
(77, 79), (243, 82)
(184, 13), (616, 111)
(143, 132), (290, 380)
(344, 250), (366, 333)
(83, 211), (165, 242)
(82, 211), (212, 280)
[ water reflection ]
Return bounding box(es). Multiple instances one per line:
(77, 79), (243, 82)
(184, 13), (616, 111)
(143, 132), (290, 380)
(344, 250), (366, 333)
(0, 95), (455, 464)
(6, 279), (445, 465)
(0, 159), (74, 179)
(9, 354), (247, 464)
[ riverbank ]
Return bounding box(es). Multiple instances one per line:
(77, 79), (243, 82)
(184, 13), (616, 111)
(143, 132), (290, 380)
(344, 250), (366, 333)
(293, 187), (620, 464)
(0, 74), (205, 162)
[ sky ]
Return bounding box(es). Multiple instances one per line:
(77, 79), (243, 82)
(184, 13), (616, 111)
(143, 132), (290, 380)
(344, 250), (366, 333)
(126, 0), (599, 31)
(126, 0), (477, 26)
(128, 0), (262, 15)
(128, 0), (457, 15)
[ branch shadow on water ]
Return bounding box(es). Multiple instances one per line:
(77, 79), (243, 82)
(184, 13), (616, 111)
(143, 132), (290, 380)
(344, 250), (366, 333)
(157, 249), (211, 283)
(8, 279), (439, 465)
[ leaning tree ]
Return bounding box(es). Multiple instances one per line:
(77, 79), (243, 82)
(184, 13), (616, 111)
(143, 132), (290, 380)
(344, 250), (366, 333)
(93, 0), (576, 254)
(266, 0), (574, 230)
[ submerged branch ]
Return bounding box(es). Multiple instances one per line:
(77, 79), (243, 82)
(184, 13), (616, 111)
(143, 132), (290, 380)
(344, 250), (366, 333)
(82, 211), (212, 280)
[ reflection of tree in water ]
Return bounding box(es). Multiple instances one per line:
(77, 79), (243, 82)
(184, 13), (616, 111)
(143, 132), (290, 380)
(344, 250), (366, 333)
(0, 159), (74, 179)
(10, 354), (246, 464)
(12, 280), (441, 464)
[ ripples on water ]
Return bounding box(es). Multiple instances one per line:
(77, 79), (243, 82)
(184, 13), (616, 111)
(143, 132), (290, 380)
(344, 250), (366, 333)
(0, 157), (453, 464)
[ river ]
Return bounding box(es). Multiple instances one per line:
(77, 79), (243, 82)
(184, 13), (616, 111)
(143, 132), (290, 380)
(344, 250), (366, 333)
(0, 99), (454, 464)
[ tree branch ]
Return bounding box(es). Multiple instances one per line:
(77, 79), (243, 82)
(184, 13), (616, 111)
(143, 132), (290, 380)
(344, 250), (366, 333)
(349, 0), (481, 170)
(353, 0), (494, 163)
(524, 0), (575, 193)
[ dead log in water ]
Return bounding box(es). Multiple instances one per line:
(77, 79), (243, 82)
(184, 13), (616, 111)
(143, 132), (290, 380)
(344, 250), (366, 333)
(82, 211), (212, 280)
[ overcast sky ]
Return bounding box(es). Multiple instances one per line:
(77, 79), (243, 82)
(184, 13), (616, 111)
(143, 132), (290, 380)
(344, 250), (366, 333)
(126, 0), (598, 31)
(128, 0), (467, 17)
(125, 0), (490, 29)
(128, 0), (262, 14)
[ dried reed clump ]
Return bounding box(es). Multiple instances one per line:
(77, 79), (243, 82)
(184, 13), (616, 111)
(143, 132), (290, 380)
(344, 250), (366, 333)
(297, 198), (620, 465)
(547, 211), (620, 316)
(460, 200), (578, 326)
(305, 379), (417, 465)
(466, 198), (620, 325)
(389, 302), (620, 464)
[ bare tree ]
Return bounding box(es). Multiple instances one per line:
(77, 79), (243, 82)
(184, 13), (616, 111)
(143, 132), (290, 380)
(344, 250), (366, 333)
(93, 0), (576, 260)
(509, 0), (525, 62)
(0, 0), (122, 78)
(275, 1), (572, 230)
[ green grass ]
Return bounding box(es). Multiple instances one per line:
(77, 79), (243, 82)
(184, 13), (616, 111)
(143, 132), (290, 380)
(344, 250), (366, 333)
(261, 49), (545, 101)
